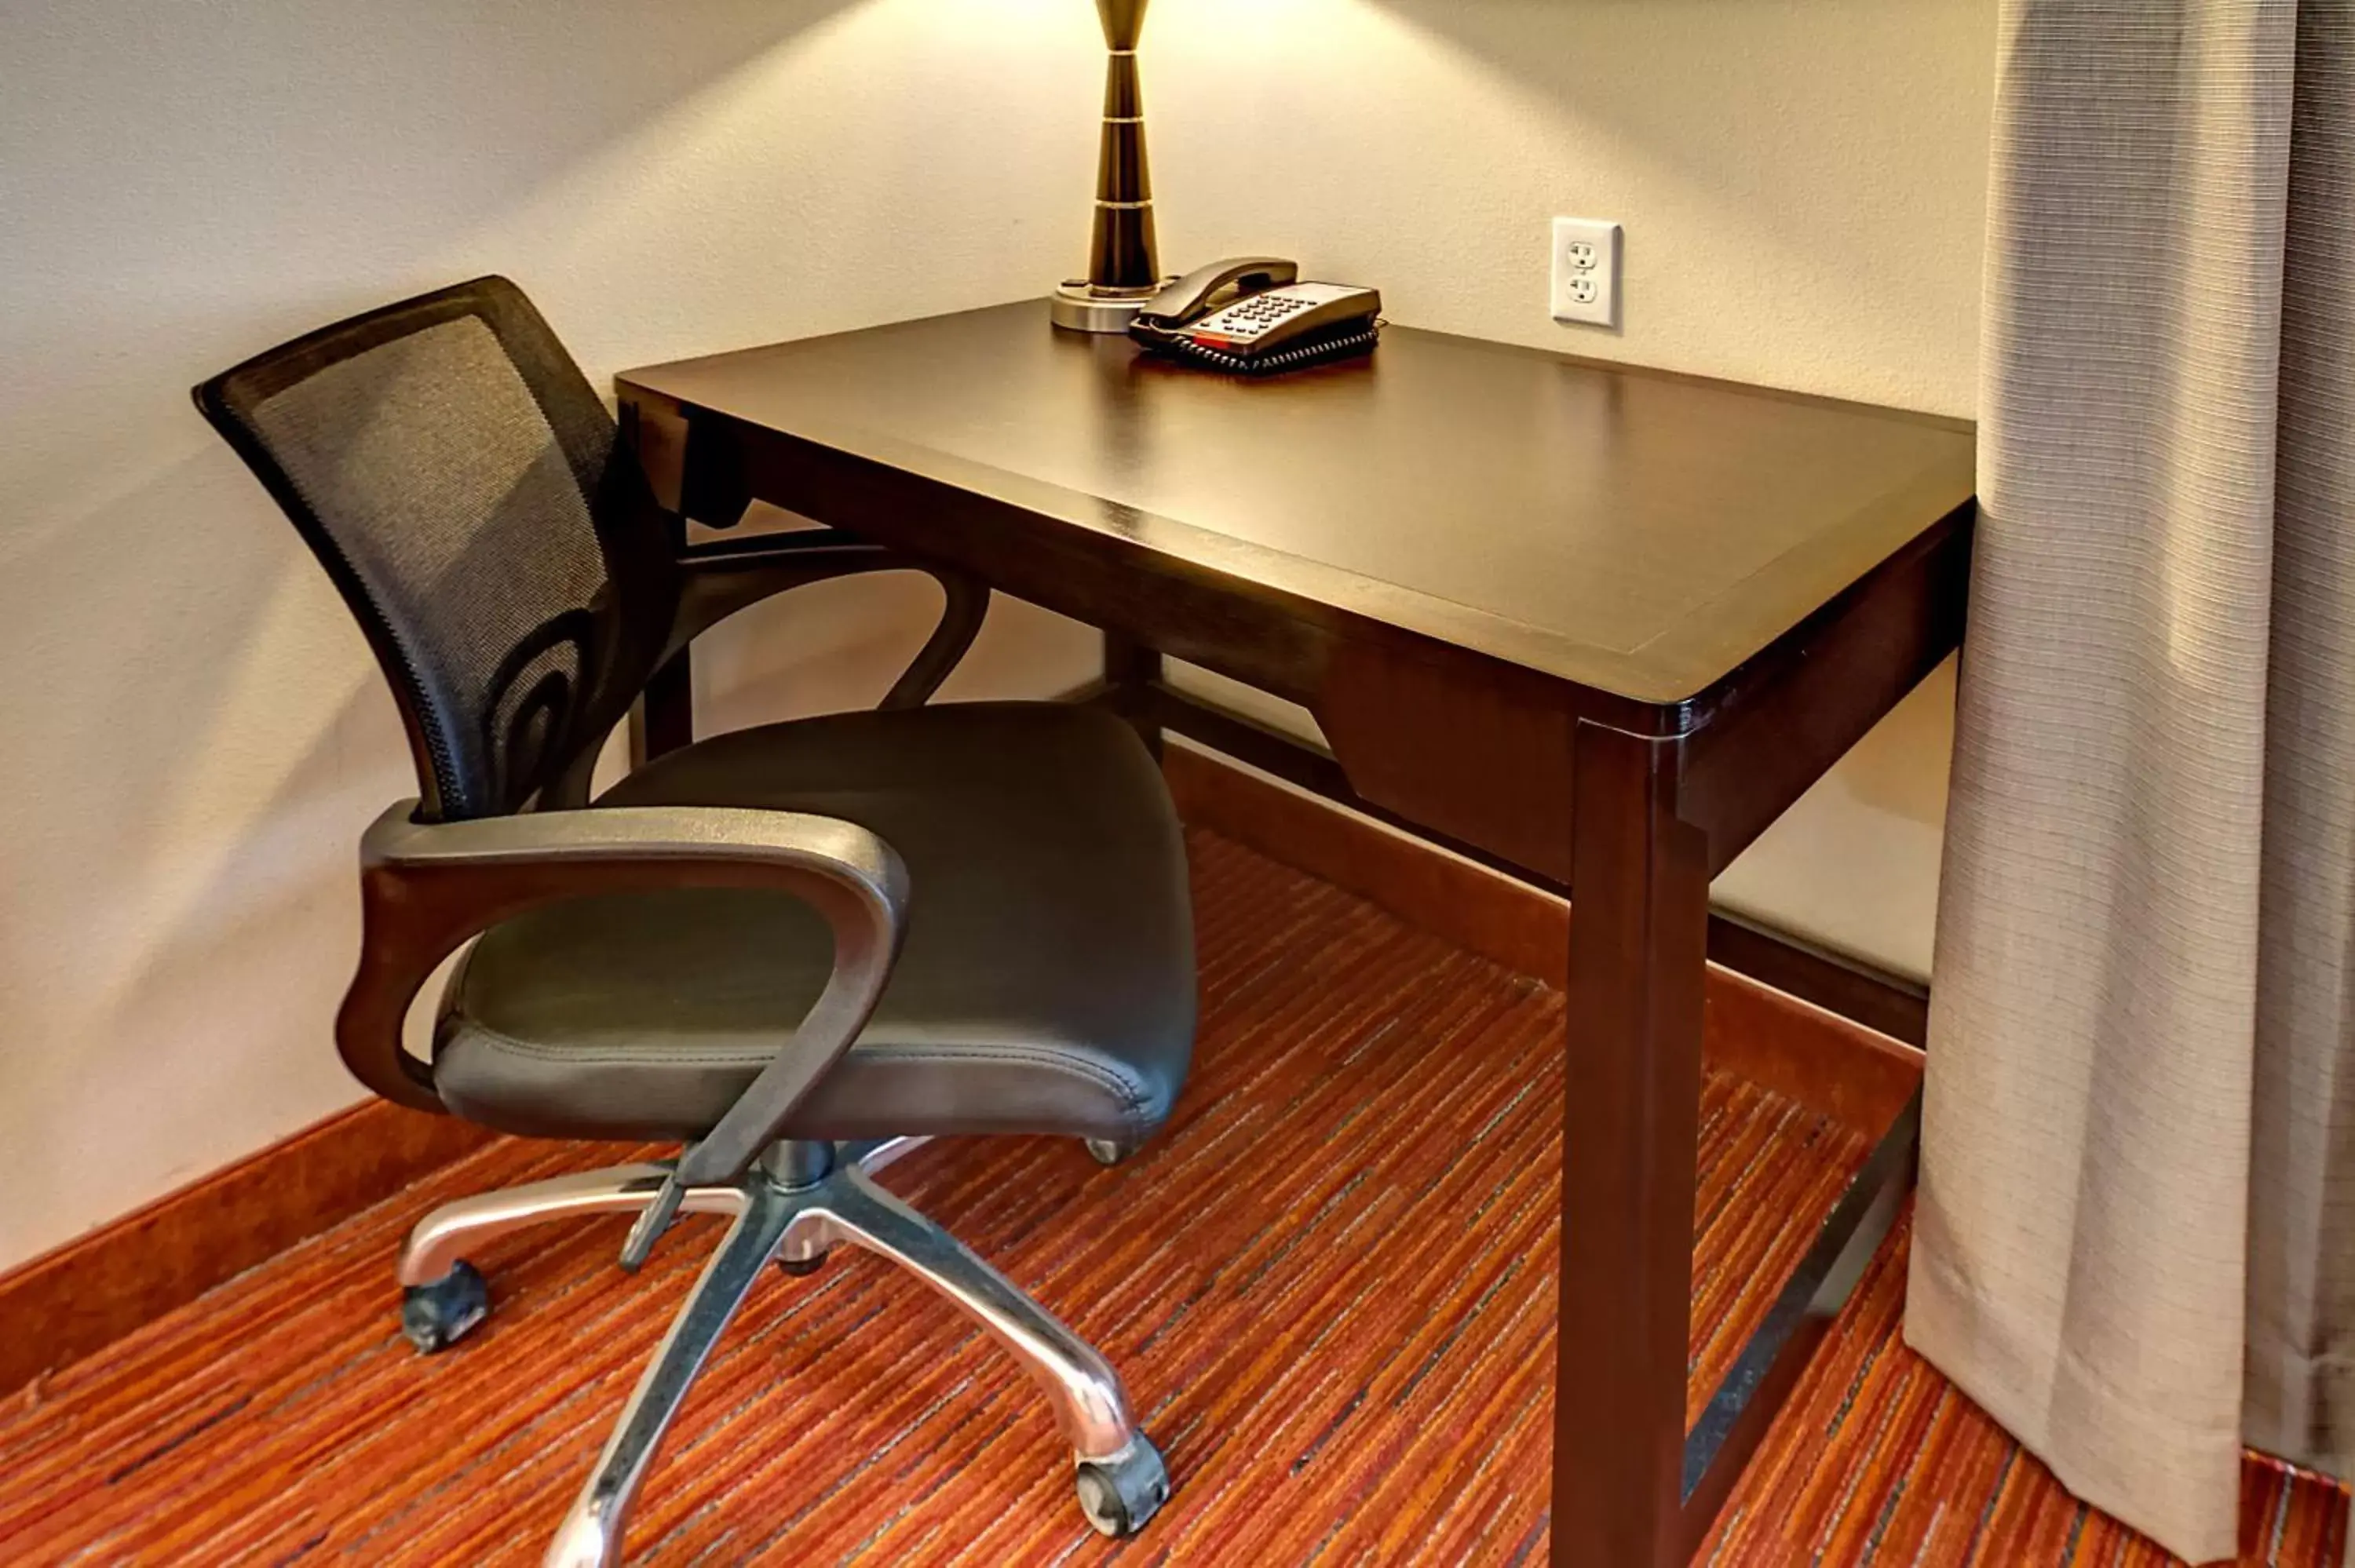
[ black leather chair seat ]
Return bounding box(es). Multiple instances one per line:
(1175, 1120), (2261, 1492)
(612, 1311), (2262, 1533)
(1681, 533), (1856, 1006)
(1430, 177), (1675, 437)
(433, 703), (1195, 1146)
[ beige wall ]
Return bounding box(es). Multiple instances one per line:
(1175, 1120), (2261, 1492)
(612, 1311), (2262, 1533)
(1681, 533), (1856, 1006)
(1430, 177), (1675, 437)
(1151, 0), (1993, 411)
(0, 0), (1992, 1269)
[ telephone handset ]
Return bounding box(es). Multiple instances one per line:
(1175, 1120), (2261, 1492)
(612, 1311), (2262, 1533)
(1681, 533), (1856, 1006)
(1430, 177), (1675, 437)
(1129, 257), (1382, 374)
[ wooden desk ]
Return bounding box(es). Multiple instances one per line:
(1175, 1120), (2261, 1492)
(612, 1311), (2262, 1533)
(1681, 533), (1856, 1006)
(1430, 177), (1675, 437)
(615, 301), (1973, 1566)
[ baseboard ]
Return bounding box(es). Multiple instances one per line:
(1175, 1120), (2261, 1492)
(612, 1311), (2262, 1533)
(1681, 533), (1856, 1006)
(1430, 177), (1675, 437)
(0, 1101), (491, 1398)
(1164, 742), (1924, 1136)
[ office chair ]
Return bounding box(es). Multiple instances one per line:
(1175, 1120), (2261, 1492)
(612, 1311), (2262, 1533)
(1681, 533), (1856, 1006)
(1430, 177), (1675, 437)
(193, 277), (1191, 1566)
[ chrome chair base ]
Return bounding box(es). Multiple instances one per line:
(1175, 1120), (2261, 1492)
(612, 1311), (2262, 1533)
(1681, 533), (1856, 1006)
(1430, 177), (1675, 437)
(396, 1138), (1169, 1566)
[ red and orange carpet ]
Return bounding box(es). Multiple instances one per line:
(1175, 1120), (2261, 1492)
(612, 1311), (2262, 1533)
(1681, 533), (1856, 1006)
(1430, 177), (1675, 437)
(0, 832), (2342, 1563)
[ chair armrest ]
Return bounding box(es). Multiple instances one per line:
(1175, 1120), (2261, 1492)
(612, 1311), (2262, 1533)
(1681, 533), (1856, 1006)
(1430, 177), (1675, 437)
(666, 529), (991, 710)
(341, 799), (908, 1186)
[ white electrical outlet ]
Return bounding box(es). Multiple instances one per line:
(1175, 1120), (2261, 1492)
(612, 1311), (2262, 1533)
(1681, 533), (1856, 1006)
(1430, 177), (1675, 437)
(1550, 217), (1621, 327)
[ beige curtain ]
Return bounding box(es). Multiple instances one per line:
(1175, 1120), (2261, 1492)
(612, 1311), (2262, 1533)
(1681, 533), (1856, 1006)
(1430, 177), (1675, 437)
(1908, 1), (2355, 1563)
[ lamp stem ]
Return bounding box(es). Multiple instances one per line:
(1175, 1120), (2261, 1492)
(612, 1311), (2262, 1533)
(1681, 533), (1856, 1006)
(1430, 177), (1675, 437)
(1051, 0), (1167, 331)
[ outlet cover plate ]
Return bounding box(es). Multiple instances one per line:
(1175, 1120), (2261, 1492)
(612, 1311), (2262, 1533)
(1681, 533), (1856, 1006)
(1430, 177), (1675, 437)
(1550, 217), (1621, 327)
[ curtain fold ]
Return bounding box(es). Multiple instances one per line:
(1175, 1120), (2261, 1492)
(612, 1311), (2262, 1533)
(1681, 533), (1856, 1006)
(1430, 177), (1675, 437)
(1909, 0), (2355, 1561)
(2246, 0), (2355, 1484)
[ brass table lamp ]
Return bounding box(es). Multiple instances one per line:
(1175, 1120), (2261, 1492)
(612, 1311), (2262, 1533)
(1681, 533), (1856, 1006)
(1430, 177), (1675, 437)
(1050, 0), (1171, 332)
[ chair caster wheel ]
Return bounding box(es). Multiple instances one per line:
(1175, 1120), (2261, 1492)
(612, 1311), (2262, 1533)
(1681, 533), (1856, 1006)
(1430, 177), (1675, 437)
(401, 1260), (489, 1354)
(1083, 1138), (1137, 1168)
(775, 1250), (829, 1278)
(1074, 1432), (1170, 1538)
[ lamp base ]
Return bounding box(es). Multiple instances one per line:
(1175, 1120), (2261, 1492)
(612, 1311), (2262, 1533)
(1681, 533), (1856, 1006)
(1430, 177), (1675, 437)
(1050, 279), (1167, 334)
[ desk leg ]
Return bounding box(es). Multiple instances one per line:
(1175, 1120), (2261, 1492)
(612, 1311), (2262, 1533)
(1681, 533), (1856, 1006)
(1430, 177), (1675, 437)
(1103, 633), (1163, 758)
(630, 501), (696, 771)
(1551, 720), (1707, 1566)
(631, 650), (695, 769)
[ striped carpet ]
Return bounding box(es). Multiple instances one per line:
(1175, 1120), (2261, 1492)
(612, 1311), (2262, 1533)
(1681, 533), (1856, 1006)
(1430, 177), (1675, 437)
(0, 830), (2344, 1564)
(1707, 1214), (2348, 1566)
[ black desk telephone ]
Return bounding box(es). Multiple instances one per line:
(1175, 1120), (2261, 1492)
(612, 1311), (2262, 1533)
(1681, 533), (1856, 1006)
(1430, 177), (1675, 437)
(1127, 257), (1382, 374)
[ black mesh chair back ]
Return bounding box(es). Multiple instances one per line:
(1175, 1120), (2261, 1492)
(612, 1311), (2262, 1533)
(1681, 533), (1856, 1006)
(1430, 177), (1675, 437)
(195, 276), (681, 821)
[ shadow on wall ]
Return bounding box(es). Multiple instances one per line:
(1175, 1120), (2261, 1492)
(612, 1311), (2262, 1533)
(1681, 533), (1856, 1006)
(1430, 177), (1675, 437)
(5, 2), (857, 304)
(0, 0), (874, 1270)
(0, 445), (401, 1266)
(2, 0), (861, 511)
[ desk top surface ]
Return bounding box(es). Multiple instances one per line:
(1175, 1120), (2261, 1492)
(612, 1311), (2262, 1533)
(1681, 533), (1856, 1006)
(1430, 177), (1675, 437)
(619, 301), (1974, 705)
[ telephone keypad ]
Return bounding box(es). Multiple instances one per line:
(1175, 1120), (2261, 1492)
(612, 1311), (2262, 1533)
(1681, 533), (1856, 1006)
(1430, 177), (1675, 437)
(1199, 294), (1313, 341)
(1178, 282), (1378, 356)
